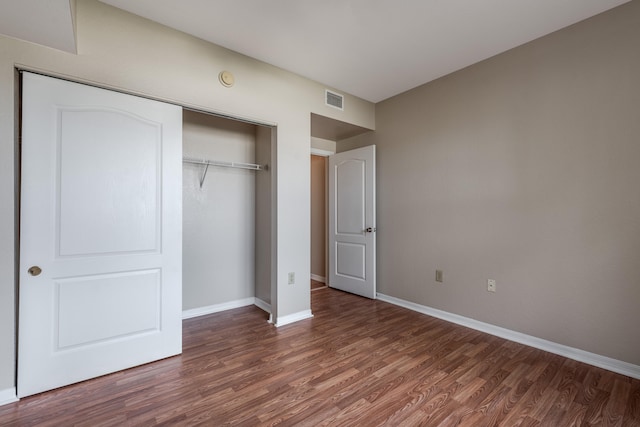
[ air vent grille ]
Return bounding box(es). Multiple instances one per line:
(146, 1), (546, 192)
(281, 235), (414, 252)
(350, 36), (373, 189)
(325, 90), (344, 110)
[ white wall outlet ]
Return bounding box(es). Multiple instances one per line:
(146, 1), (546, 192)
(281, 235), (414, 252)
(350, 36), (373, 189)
(288, 272), (295, 285)
(487, 279), (496, 292)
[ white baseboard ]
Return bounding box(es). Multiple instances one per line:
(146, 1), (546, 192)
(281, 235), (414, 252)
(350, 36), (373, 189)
(310, 274), (326, 283)
(182, 300), (314, 328)
(0, 388), (18, 407)
(183, 297), (273, 320)
(254, 298), (271, 314)
(182, 297), (255, 320)
(377, 293), (640, 380)
(274, 309), (314, 327)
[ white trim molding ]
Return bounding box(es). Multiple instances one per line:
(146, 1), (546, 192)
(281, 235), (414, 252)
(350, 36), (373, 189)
(0, 388), (18, 407)
(377, 293), (640, 380)
(274, 310), (314, 327)
(254, 298), (271, 314)
(310, 274), (326, 283)
(310, 148), (335, 157)
(183, 297), (271, 320)
(182, 297), (255, 320)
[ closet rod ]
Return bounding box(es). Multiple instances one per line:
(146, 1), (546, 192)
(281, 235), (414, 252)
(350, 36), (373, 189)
(183, 157), (266, 171)
(183, 156), (267, 189)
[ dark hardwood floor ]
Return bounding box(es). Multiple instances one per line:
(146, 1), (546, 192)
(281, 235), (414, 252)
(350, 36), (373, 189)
(1, 288), (639, 426)
(311, 279), (327, 291)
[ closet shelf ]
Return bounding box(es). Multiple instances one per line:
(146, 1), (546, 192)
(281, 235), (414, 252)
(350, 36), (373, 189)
(183, 156), (267, 188)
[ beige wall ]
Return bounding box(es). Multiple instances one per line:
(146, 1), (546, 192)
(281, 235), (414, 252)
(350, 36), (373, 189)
(310, 155), (327, 279)
(346, 1), (640, 365)
(337, 132), (372, 153)
(0, 0), (374, 393)
(311, 137), (336, 154)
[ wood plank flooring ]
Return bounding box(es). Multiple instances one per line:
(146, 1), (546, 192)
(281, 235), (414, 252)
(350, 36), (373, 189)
(1, 287), (639, 426)
(311, 279), (327, 291)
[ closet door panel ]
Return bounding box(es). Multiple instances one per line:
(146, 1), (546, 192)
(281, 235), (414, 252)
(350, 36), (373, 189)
(18, 72), (182, 398)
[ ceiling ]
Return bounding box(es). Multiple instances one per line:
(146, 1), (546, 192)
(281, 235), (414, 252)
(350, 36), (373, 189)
(0, 0), (630, 103)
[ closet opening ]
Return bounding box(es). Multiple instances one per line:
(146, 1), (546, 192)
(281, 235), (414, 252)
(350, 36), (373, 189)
(182, 109), (274, 320)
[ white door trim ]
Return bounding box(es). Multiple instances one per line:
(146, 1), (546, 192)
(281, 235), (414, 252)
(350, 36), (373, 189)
(310, 147), (335, 157)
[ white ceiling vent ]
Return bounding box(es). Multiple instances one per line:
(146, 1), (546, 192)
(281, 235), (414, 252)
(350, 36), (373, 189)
(325, 90), (344, 111)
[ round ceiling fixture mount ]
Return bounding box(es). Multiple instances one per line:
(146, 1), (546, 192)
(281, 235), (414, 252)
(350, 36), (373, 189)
(218, 70), (235, 87)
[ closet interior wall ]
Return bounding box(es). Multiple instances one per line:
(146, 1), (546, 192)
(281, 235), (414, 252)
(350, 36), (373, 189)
(183, 110), (270, 311)
(254, 126), (273, 307)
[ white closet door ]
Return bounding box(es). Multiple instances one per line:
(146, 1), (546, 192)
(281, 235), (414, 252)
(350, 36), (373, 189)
(18, 73), (182, 398)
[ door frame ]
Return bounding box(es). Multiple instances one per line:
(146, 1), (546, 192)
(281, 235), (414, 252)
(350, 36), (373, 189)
(310, 148), (334, 288)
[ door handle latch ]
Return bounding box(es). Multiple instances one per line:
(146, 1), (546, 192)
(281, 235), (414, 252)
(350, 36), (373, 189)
(365, 227), (376, 233)
(28, 266), (42, 276)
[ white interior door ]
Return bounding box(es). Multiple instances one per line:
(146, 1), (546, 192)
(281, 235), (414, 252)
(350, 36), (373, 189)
(328, 145), (376, 299)
(18, 72), (183, 398)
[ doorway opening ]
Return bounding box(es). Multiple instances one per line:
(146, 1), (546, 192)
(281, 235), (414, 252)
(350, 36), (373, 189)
(310, 113), (372, 296)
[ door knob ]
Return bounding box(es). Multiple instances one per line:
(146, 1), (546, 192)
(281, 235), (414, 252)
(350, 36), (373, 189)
(28, 266), (42, 276)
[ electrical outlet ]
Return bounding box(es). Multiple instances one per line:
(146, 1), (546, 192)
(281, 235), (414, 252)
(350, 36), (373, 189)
(435, 270), (443, 283)
(288, 272), (295, 285)
(487, 279), (496, 293)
